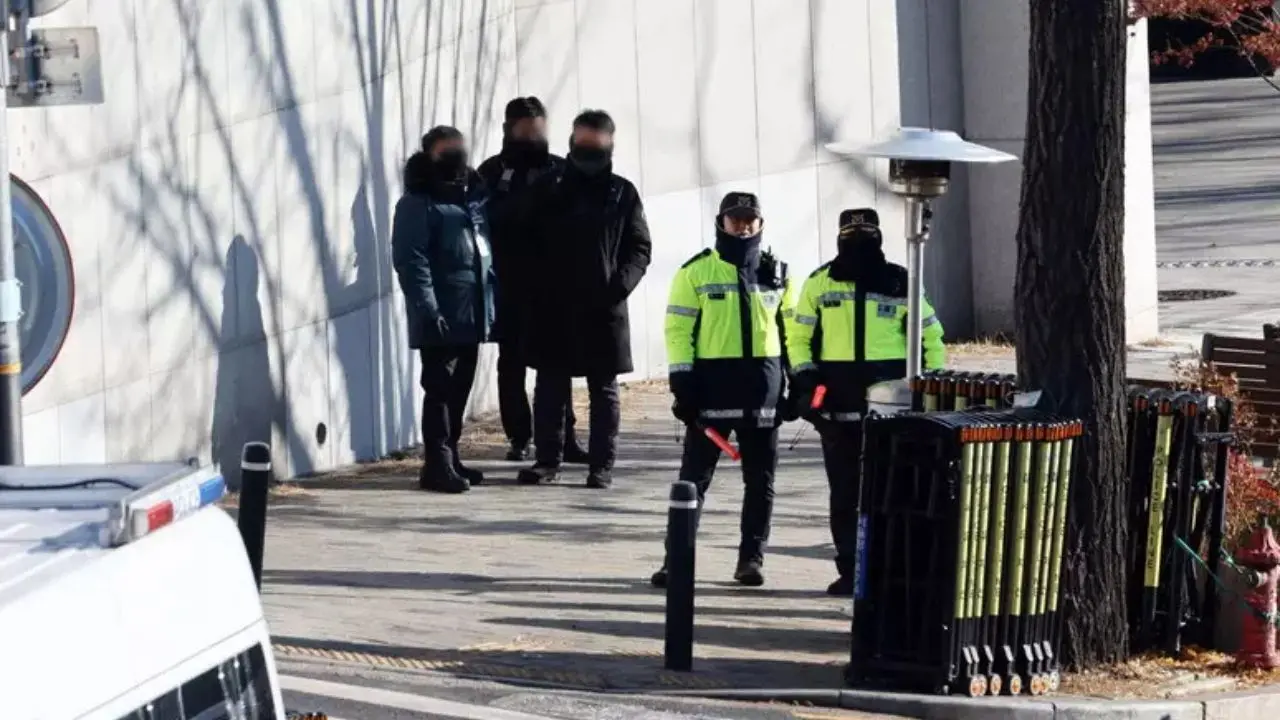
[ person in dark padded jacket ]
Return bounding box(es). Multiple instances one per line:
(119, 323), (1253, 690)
(392, 126), (495, 494)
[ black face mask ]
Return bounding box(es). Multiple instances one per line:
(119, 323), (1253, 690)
(568, 144), (612, 176)
(831, 225), (886, 281)
(432, 148), (469, 183)
(715, 226), (762, 268)
(502, 137), (549, 166)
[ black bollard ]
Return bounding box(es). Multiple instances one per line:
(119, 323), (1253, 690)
(664, 480), (699, 671)
(237, 441), (272, 591)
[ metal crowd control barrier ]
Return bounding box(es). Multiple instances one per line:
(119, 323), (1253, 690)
(1125, 386), (1232, 655)
(910, 370), (1019, 412)
(848, 407), (1081, 697)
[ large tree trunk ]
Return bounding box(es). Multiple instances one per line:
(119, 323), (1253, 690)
(1015, 0), (1130, 668)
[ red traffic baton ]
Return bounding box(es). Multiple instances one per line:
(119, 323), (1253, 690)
(811, 385), (827, 410)
(699, 424), (741, 461)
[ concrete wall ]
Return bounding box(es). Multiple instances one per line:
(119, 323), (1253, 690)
(9, 0), (903, 482)
(896, 0), (1159, 341)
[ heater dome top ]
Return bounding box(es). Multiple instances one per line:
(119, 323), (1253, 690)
(827, 127), (1017, 164)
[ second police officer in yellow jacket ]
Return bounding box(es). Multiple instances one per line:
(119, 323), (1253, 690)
(651, 192), (795, 589)
(786, 208), (946, 596)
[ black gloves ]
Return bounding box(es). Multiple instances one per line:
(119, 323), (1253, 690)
(672, 400), (699, 425)
(790, 370), (819, 417)
(669, 373), (699, 426)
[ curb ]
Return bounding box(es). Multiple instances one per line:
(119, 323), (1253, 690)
(648, 685), (1280, 720)
(275, 644), (1280, 718)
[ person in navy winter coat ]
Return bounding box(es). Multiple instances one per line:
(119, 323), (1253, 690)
(392, 125), (495, 494)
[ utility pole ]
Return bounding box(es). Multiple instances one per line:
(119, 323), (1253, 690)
(0, 0), (101, 464)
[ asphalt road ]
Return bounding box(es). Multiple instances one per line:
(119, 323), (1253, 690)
(1152, 77), (1280, 263)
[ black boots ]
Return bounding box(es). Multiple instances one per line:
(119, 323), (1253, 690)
(733, 560), (765, 587)
(826, 575), (854, 597)
(586, 468), (613, 489)
(650, 560), (765, 589)
(419, 463), (470, 494)
(517, 462), (560, 485)
(420, 445), (470, 494)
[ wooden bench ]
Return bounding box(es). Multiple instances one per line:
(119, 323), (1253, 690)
(1201, 332), (1280, 461)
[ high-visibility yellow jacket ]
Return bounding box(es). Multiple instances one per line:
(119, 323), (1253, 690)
(665, 248), (797, 426)
(786, 261), (945, 418)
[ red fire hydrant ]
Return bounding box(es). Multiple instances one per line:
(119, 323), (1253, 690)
(1235, 520), (1280, 669)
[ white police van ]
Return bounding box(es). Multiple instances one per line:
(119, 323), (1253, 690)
(0, 462), (286, 719)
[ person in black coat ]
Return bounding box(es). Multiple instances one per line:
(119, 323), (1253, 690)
(515, 109), (653, 489)
(476, 97), (588, 464)
(391, 126), (495, 494)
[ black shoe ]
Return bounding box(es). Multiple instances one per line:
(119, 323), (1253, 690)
(517, 463), (560, 485)
(734, 560), (765, 587)
(586, 468), (613, 489)
(827, 575), (854, 597)
(419, 464), (470, 494)
(505, 441), (531, 461)
(650, 566), (668, 589)
(454, 462), (485, 486)
(563, 441), (590, 465)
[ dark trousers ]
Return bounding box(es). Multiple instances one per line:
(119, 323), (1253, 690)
(497, 339), (577, 447)
(677, 423), (779, 566)
(419, 345), (479, 466)
(819, 420), (864, 578)
(533, 371), (619, 469)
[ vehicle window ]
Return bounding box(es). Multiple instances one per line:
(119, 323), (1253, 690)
(114, 644), (276, 720)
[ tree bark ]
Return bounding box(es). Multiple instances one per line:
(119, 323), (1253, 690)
(1015, 0), (1130, 667)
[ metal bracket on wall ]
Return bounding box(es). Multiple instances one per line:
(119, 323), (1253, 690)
(5, 26), (103, 107)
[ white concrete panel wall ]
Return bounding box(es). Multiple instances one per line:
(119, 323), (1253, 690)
(10, 0), (900, 482)
(954, 0), (1159, 341)
(521, 0), (903, 381)
(894, 0), (975, 338)
(1123, 20), (1160, 341)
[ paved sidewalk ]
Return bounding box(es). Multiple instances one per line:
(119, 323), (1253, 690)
(258, 342), (1204, 695)
(262, 383), (850, 692)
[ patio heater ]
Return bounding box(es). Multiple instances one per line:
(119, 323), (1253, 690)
(827, 129), (1017, 380)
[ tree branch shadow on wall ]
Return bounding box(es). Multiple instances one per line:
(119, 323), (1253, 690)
(85, 0), (501, 486)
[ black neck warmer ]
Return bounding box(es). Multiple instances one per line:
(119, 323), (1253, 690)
(715, 230), (762, 268)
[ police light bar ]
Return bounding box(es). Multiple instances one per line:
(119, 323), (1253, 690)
(104, 465), (227, 546)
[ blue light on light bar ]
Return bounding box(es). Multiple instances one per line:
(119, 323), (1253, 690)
(198, 474), (226, 506)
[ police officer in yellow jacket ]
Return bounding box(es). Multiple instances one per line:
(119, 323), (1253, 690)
(786, 208), (946, 596)
(651, 192), (796, 588)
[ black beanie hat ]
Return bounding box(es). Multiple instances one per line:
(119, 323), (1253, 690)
(504, 96), (547, 124)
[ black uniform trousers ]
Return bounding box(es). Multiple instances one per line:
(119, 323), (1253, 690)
(532, 371), (620, 469)
(818, 419), (864, 578)
(497, 338), (578, 447)
(676, 422), (779, 566)
(419, 345), (479, 466)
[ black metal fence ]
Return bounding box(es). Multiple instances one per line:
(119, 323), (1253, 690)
(849, 405), (1081, 697)
(908, 371), (1233, 655)
(1124, 387), (1232, 656)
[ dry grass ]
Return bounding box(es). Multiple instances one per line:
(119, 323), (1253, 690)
(948, 335), (1016, 359)
(1060, 647), (1280, 700)
(219, 482), (312, 509)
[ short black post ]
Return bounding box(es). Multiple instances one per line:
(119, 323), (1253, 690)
(237, 441), (272, 591)
(664, 480), (699, 671)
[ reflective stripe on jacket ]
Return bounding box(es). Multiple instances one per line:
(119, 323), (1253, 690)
(785, 262), (945, 414)
(664, 249), (796, 422)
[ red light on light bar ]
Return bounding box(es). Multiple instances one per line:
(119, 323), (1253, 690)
(146, 501), (175, 532)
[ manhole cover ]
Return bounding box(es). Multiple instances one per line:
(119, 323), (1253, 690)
(1158, 289), (1237, 302)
